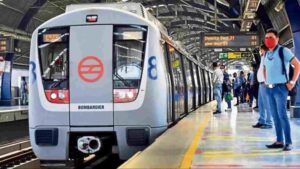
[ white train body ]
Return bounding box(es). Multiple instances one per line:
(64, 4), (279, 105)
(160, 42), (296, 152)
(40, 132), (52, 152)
(29, 3), (213, 164)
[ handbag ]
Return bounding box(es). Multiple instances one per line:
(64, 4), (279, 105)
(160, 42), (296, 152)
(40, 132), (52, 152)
(225, 93), (233, 102)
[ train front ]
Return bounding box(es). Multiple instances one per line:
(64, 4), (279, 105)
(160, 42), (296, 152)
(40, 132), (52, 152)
(29, 6), (167, 165)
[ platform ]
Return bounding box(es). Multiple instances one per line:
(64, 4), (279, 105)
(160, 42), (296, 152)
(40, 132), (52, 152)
(0, 106), (28, 123)
(119, 102), (300, 169)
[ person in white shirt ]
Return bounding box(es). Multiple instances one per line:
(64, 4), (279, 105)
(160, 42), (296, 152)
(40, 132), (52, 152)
(252, 44), (273, 129)
(212, 62), (224, 114)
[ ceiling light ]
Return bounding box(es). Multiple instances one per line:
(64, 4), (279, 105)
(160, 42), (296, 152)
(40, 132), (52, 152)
(275, 0), (286, 12)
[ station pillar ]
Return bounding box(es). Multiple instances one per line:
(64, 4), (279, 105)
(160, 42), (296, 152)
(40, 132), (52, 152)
(285, 0), (300, 117)
(0, 37), (14, 106)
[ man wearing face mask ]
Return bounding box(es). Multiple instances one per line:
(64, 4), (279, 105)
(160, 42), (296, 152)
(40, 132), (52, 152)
(264, 29), (300, 151)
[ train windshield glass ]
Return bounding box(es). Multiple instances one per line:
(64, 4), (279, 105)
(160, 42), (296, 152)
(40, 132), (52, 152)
(113, 26), (147, 89)
(38, 27), (69, 89)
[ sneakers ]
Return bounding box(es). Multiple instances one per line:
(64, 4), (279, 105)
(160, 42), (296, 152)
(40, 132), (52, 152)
(266, 143), (292, 151)
(225, 108), (232, 112)
(266, 142), (284, 148)
(260, 124), (272, 129)
(252, 123), (263, 128)
(252, 123), (272, 129)
(213, 111), (221, 115)
(283, 144), (293, 151)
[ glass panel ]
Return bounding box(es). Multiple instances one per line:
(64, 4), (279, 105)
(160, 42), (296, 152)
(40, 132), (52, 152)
(38, 27), (69, 90)
(113, 26), (147, 89)
(193, 63), (199, 87)
(183, 58), (193, 89)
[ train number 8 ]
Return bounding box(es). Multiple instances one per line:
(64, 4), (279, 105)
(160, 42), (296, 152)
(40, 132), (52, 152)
(148, 56), (157, 80)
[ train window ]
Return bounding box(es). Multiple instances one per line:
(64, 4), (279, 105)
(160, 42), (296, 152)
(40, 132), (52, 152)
(183, 58), (193, 89)
(38, 27), (69, 90)
(113, 26), (147, 89)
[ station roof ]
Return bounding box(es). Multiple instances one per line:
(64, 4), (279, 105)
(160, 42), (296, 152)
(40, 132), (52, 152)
(0, 0), (293, 69)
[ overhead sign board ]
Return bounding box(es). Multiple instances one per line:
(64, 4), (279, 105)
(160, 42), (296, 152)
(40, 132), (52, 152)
(0, 37), (14, 53)
(202, 33), (258, 48)
(219, 52), (252, 60)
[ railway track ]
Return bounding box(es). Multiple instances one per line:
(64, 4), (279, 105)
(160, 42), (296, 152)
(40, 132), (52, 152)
(0, 140), (35, 169)
(0, 140), (123, 169)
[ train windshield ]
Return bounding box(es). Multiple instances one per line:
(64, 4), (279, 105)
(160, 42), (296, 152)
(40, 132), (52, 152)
(113, 26), (147, 89)
(38, 27), (69, 90)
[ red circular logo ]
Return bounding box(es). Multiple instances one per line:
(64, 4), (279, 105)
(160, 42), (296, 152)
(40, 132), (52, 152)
(78, 56), (104, 83)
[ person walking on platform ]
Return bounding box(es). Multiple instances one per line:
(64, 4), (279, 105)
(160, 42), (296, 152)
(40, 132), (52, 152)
(252, 44), (272, 129)
(21, 77), (28, 105)
(212, 62), (224, 114)
(222, 68), (230, 100)
(224, 79), (233, 111)
(264, 29), (300, 151)
(233, 72), (241, 106)
(239, 71), (247, 103)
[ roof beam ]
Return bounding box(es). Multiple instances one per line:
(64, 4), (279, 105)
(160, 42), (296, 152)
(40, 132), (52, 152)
(0, 25), (31, 42)
(18, 0), (48, 30)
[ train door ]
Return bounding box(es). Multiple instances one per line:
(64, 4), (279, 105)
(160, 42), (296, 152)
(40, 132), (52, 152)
(69, 25), (113, 126)
(207, 72), (212, 101)
(161, 42), (173, 124)
(167, 46), (185, 120)
(202, 69), (209, 103)
(182, 57), (194, 112)
(195, 66), (202, 106)
(197, 67), (203, 105)
(210, 72), (214, 101)
(192, 63), (199, 108)
(204, 71), (210, 103)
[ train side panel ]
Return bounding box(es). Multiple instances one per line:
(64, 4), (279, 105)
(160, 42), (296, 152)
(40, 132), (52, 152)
(114, 26), (168, 159)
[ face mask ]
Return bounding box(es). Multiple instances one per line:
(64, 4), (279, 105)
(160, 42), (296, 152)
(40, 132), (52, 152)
(265, 37), (277, 49)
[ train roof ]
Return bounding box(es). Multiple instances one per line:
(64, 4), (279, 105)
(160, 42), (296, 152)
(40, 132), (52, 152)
(66, 3), (168, 35)
(65, 3), (209, 71)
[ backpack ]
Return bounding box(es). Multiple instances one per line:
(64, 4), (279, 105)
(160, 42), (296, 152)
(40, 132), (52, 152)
(278, 46), (298, 95)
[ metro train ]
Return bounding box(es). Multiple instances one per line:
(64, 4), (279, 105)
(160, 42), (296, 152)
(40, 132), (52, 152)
(29, 3), (214, 166)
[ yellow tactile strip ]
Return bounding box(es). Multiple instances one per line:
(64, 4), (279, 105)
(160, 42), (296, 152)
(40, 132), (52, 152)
(180, 112), (211, 169)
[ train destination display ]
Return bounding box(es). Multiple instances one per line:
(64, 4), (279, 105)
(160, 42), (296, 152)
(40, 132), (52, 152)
(219, 52), (252, 60)
(0, 37), (14, 53)
(202, 33), (258, 48)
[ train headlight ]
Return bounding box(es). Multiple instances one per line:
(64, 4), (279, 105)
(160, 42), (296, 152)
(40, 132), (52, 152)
(127, 91), (134, 98)
(113, 89), (138, 103)
(119, 91), (126, 99)
(45, 90), (70, 104)
(50, 93), (57, 99)
(58, 91), (65, 99)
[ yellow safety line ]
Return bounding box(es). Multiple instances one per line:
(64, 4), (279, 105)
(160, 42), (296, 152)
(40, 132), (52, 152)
(180, 112), (211, 169)
(202, 151), (300, 158)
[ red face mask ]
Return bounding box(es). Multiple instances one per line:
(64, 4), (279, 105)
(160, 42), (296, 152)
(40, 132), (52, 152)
(265, 37), (277, 49)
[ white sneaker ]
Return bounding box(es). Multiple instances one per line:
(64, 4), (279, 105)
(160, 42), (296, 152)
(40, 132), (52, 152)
(226, 108), (232, 112)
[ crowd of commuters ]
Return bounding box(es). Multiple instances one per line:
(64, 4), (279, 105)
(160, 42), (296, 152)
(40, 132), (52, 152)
(212, 28), (300, 151)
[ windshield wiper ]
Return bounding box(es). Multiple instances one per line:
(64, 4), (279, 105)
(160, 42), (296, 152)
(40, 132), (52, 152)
(49, 79), (68, 89)
(114, 73), (131, 87)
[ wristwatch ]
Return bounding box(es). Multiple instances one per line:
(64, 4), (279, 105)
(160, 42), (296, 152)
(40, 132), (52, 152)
(289, 80), (296, 85)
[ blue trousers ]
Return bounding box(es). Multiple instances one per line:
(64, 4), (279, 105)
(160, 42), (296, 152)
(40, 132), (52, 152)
(214, 83), (222, 112)
(258, 84), (272, 126)
(266, 84), (292, 144)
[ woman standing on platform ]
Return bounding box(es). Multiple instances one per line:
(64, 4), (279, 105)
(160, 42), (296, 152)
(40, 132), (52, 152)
(233, 72), (241, 106)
